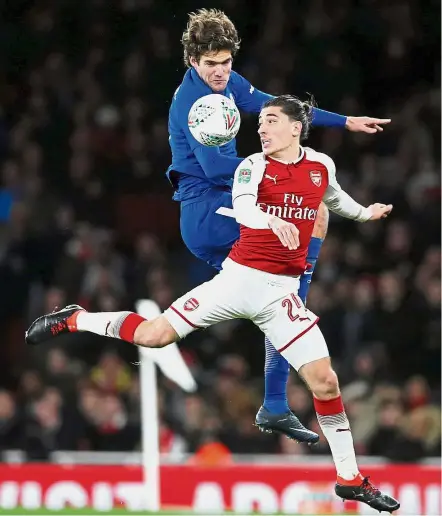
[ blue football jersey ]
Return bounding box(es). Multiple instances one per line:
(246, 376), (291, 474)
(167, 68), (272, 202)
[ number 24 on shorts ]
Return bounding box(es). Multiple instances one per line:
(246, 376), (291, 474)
(282, 293), (310, 322)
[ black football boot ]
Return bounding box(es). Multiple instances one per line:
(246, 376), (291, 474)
(255, 406), (319, 444)
(25, 305), (84, 346)
(335, 475), (400, 513)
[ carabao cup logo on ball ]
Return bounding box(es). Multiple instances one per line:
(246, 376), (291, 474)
(188, 94), (241, 147)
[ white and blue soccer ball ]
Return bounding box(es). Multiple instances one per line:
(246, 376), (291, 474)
(188, 94), (241, 147)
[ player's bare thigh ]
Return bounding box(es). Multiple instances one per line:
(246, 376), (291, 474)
(312, 202), (329, 239)
(134, 317), (179, 348)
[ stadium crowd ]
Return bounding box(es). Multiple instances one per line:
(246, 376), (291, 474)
(0, 0), (440, 462)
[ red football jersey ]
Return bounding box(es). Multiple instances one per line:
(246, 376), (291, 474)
(228, 147), (336, 275)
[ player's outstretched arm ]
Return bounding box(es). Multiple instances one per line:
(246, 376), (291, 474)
(231, 71), (390, 133)
(312, 111), (390, 133)
(231, 71), (347, 128)
(322, 154), (392, 222)
(324, 190), (393, 222)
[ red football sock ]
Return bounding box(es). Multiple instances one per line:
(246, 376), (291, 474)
(119, 313), (146, 342)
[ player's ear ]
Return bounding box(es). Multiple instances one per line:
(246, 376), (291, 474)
(189, 56), (198, 68)
(292, 121), (302, 137)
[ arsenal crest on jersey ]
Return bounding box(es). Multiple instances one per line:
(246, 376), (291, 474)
(183, 298), (199, 311)
(309, 170), (322, 187)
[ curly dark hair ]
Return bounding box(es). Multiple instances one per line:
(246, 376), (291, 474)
(181, 9), (241, 67)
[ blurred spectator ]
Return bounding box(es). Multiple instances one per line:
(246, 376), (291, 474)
(90, 351), (133, 394)
(0, 390), (23, 452)
(44, 348), (81, 397)
(23, 387), (85, 460)
(17, 370), (45, 406)
(86, 393), (140, 451)
(286, 382), (315, 424)
(367, 401), (405, 458)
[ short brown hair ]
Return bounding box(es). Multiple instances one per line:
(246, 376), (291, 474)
(181, 8), (241, 67)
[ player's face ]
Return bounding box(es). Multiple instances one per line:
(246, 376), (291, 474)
(190, 50), (233, 92)
(258, 107), (302, 156)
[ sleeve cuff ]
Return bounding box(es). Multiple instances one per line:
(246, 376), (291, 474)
(312, 108), (347, 128)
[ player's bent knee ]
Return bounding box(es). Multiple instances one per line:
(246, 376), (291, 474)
(313, 369), (339, 400)
(133, 316), (179, 348)
(299, 357), (340, 400)
(312, 202), (329, 239)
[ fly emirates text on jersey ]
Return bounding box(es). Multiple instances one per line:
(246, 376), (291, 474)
(257, 194), (318, 221)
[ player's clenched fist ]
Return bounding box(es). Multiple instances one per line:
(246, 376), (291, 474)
(367, 203), (393, 220)
(268, 216), (300, 250)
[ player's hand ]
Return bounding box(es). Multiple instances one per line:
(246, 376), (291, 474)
(345, 116), (391, 134)
(268, 216), (300, 250)
(367, 203), (393, 220)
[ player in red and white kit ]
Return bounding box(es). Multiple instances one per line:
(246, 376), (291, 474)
(26, 95), (399, 513)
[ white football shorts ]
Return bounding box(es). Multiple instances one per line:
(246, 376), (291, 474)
(164, 258), (329, 371)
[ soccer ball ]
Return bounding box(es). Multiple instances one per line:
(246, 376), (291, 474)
(188, 94), (241, 147)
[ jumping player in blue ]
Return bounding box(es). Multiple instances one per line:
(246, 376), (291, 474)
(167, 9), (391, 443)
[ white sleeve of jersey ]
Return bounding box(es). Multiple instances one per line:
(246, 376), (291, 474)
(232, 153), (272, 229)
(321, 153), (372, 223)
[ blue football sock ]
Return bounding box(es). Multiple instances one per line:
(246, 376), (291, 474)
(298, 236), (323, 305)
(263, 336), (290, 414)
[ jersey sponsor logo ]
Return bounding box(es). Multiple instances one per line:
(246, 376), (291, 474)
(238, 168), (252, 183)
(309, 170), (322, 187)
(257, 202), (318, 220)
(249, 85), (255, 94)
(257, 194), (318, 221)
(183, 298), (199, 312)
(264, 173), (277, 184)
